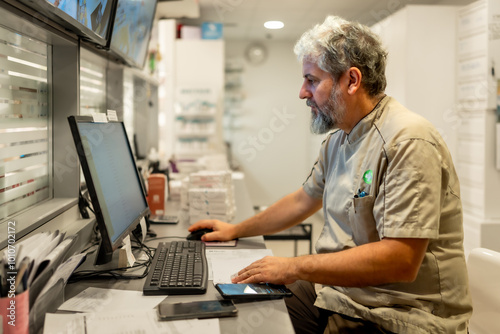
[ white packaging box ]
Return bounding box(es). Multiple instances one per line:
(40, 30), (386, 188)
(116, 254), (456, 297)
(181, 25), (201, 39)
(189, 202), (229, 214)
(188, 188), (228, 203)
(189, 171), (232, 185)
(189, 214), (231, 223)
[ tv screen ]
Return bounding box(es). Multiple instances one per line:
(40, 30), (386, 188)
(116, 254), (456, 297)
(19, 0), (116, 46)
(109, 0), (158, 68)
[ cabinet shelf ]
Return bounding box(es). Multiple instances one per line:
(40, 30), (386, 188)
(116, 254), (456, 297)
(176, 131), (215, 138)
(175, 113), (216, 120)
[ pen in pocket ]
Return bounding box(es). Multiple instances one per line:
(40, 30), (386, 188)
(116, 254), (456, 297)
(354, 189), (368, 198)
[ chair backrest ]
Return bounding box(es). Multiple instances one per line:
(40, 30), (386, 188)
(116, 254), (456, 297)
(467, 248), (500, 334)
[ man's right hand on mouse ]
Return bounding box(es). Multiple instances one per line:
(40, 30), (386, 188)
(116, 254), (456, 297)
(188, 219), (237, 242)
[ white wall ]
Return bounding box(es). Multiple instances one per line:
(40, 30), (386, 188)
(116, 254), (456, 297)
(373, 5), (458, 162)
(225, 40), (324, 206)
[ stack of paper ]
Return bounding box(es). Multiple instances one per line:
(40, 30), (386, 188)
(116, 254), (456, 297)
(179, 176), (190, 211)
(44, 311), (221, 334)
(168, 179), (183, 201)
(1, 231), (84, 333)
(206, 248), (274, 284)
(0, 231), (72, 298)
(46, 287), (221, 334)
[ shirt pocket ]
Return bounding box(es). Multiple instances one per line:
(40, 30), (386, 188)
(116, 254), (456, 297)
(348, 195), (380, 245)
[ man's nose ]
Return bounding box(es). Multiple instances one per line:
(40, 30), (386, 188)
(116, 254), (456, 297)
(299, 83), (311, 99)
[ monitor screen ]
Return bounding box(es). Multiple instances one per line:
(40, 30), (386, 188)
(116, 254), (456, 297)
(18, 0), (116, 46)
(68, 116), (149, 264)
(109, 0), (158, 68)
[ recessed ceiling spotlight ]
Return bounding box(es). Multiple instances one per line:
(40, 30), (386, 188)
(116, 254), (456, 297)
(264, 21), (284, 29)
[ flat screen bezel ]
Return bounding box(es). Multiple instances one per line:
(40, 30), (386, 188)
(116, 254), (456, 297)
(68, 115), (150, 255)
(17, 0), (117, 47)
(107, 0), (158, 68)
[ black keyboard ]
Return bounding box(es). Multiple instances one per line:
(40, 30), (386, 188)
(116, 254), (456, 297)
(143, 240), (208, 295)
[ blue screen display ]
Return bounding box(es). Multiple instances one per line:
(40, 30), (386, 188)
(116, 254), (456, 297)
(77, 122), (148, 244)
(48, 0), (114, 39)
(110, 0), (157, 68)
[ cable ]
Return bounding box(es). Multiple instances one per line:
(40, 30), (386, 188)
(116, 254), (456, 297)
(68, 212), (163, 283)
(68, 236), (156, 283)
(78, 191), (90, 218)
(79, 189), (95, 215)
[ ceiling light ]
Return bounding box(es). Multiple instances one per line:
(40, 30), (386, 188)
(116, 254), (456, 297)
(264, 21), (284, 30)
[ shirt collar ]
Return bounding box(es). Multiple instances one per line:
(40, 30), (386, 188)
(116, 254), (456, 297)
(346, 95), (388, 144)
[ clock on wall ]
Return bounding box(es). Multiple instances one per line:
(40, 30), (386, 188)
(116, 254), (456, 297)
(244, 43), (267, 65)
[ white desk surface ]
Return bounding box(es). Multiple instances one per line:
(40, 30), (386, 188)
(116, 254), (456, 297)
(63, 175), (295, 333)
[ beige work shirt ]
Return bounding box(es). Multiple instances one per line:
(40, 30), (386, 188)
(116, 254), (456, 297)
(303, 96), (472, 334)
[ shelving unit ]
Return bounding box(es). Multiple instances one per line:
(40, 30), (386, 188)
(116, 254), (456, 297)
(173, 87), (219, 158)
(223, 58), (246, 143)
(157, 23), (225, 163)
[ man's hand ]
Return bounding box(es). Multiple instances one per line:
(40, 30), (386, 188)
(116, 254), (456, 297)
(188, 219), (237, 242)
(231, 256), (298, 285)
(230, 237), (429, 288)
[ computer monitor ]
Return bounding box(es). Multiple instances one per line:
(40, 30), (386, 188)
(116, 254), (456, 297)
(18, 0), (116, 46)
(68, 115), (150, 265)
(108, 0), (158, 68)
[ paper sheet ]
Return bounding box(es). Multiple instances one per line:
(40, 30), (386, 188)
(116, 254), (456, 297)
(121, 235), (136, 267)
(85, 310), (162, 334)
(44, 313), (86, 334)
(58, 287), (165, 313)
(34, 238), (76, 279)
(206, 249), (273, 283)
(37, 253), (86, 299)
(140, 217), (148, 242)
(12, 231), (62, 285)
(44, 311), (220, 334)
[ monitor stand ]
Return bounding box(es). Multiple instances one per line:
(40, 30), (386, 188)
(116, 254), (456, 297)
(76, 241), (140, 273)
(94, 241), (126, 269)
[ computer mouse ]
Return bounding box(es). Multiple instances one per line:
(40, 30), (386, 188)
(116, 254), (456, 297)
(186, 228), (214, 241)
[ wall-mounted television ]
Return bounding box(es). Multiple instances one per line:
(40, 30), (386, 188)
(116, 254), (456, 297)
(108, 0), (158, 69)
(18, 0), (116, 47)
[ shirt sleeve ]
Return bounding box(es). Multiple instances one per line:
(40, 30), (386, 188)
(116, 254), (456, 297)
(376, 138), (444, 239)
(302, 134), (333, 199)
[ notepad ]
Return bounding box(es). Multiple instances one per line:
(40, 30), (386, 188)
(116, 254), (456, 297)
(44, 311), (221, 334)
(58, 287), (165, 313)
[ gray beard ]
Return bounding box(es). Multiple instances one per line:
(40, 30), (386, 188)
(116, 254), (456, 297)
(310, 109), (335, 134)
(309, 87), (346, 134)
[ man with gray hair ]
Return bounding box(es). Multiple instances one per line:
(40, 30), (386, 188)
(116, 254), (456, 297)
(190, 15), (472, 333)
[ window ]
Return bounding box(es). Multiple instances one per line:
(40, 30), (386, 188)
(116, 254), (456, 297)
(80, 48), (107, 116)
(77, 49), (108, 188)
(0, 4), (80, 250)
(0, 24), (51, 221)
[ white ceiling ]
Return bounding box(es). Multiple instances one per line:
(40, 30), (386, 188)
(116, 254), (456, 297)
(156, 0), (473, 41)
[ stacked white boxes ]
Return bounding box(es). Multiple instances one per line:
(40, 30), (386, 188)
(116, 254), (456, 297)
(179, 176), (190, 211)
(168, 179), (183, 202)
(187, 170), (235, 223)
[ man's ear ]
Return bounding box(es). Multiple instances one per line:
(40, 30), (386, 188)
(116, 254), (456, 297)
(347, 67), (362, 95)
